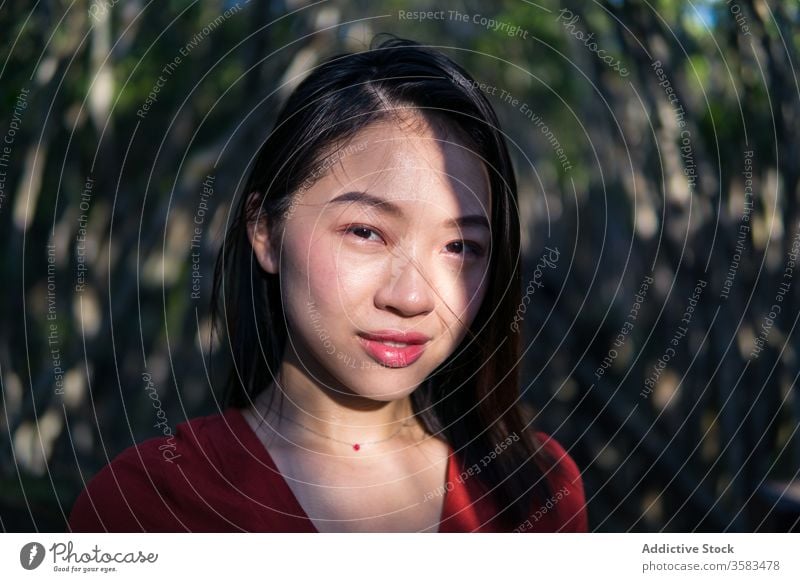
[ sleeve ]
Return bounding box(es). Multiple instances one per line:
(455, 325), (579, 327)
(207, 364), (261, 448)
(530, 431), (589, 532)
(68, 441), (186, 532)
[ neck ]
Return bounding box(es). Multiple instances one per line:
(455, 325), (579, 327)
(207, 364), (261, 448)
(249, 356), (420, 448)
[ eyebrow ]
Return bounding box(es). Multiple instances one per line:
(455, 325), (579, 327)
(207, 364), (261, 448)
(328, 191), (490, 230)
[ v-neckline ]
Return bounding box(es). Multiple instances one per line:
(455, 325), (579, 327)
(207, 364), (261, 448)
(229, 407), (454, 533)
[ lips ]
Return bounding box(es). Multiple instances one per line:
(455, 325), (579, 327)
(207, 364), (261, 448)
(357, 330), (430, 367)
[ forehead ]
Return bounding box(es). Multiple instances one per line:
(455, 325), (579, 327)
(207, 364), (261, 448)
(306, 114), (492, 218)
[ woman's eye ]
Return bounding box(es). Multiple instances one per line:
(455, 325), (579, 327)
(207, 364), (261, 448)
(344, 225), (384, 243)
(446, 240), (486, 257)
(343, 226), (485, 257)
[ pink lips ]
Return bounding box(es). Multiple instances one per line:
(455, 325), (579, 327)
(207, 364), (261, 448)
(357, 330), (430, 368)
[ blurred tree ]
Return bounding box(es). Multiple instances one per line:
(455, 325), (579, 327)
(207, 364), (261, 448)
(0, 0), (797, 532)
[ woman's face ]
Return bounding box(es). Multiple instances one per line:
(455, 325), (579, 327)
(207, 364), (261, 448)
(252, 113), (493, 402)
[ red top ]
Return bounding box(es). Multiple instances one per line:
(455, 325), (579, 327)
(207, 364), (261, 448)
(68, 407), (588, 532)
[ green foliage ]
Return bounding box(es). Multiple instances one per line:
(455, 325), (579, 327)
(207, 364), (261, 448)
(1, 0), (798, 533)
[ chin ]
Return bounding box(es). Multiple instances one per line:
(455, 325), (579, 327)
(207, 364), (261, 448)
(331, 367), (425, 403)
(353, 386), (418, 403)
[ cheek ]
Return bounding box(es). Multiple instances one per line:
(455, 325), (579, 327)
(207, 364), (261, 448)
(441, 275), (488, 351)
(315, 229), (397, 308)
(447, 285), (486, 340)
(281, 226), (375, 324)
(278, 226), (331, 327)
(468, 275), (489, 319)
(441, 260), (490, 315)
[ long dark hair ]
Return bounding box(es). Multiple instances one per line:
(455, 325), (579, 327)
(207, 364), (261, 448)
(211, 34), (558, 529)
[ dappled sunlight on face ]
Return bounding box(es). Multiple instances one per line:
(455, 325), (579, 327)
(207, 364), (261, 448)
(278, 114), (493, 401)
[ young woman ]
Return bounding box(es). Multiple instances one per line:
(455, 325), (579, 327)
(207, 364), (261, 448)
(69, 35), (588, 533)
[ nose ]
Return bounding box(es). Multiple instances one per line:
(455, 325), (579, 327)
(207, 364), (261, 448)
(373, 250), (435, 317)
